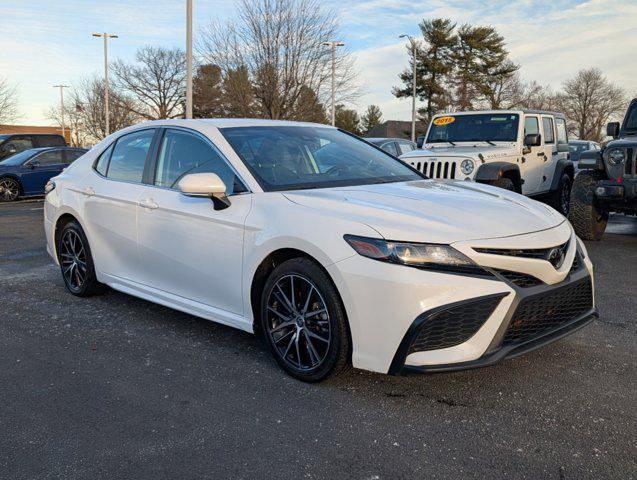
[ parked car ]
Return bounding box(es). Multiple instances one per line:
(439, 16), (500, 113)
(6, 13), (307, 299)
(569, 139), (601, 170)
(400, 110), (574, 215)
(0, 147), (87, 202)
(569, 98), (637, 240)
(45, 119), (596, 382)
(0, 133), (67, 162)
(366, 137), (417, 156)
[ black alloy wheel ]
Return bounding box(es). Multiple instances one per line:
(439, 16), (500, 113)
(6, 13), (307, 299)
(261, 258), (350, 382)
(57, 221), (106, 296)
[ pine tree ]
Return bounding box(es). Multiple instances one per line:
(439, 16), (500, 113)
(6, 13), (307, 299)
(360, 105), (383, 134)
(335, 104), (361, 135)
(193, 64), (224, 118)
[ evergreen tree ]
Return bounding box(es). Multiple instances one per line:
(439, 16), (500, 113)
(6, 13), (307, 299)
(335, 104), (361, 135)
(193, 64), (224, 118)
(360, 104), (383, 134)
(393, 19), (456, 124)
(291, 86), (328, 124)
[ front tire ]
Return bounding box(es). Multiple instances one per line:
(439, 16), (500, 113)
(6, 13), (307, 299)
(549, 173), (572, 215)
(57, 220), (107, 296)
(260, 258), (350, 382)
(490, 177), (516, 192)
(0, 177), (20, 202)
(568, 171), (608, 241)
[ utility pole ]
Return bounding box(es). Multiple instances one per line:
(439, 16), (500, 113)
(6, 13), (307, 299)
(321, 41), (345, 126)
(185, 0), (193, 119)
(399, 34), (417, 142)
(52, 85), (69, 141)
(92, 33), (118, 137)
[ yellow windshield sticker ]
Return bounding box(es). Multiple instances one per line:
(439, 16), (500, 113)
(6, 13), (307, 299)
(433, 116), (455, 126)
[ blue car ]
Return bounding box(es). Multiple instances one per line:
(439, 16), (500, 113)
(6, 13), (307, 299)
(0, 147), (87, 202)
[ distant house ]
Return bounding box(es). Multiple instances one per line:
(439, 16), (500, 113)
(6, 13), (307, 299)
(0, 124), (71, 144)
(364, 120), (427, 139)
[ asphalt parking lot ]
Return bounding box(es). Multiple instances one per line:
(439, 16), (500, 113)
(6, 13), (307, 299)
(0, 199), (635, 480)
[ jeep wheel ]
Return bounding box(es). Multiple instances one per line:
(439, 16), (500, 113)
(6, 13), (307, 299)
(568, 172), (608, 241)
(549, 173), (572, 215)
(491, 178), (515, 192)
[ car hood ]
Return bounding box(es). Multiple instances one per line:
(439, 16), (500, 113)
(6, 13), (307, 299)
(283, 180), (565, 244)
(402, 144), (518, 160)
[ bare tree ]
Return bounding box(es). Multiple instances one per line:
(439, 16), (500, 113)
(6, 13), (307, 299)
(46, 77), (138, 144)
(0, 77), (19, 124)
(198, 0), (359, 119)
(555, 68), (626, 141)
(112, 46), (186, 120)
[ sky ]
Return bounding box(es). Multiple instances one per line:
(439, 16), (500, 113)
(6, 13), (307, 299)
(1, 0), (636, 126)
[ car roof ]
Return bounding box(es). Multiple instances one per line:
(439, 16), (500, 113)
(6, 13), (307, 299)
(432, 110), (566, 119)
(569, 140), (591, 144)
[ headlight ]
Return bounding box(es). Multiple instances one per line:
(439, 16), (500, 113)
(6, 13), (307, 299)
(460, 159), (475, 175)
(44, 180), (56, 194)
(607, 148), (626, 165)
(344, 235), (484, 274)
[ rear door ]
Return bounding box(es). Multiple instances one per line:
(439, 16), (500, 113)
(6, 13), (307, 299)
(540, 115), (559, 189)
(520, 115), (543, 194)
(21, 149), (65, 195)
(81, 128), (157, 281)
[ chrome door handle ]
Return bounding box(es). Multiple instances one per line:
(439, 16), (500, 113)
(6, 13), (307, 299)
(82, 187), (95, 197)
(139, 198), (159, 210)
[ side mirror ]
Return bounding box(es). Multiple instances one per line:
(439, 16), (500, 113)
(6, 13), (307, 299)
(557, 143), (570, 153)
(26, 160), (40, 169)
(178, 172), (230, 208)
(416, 136), (425, 149)
(524, 133), (541, 147)
(606, 122), (620, 139)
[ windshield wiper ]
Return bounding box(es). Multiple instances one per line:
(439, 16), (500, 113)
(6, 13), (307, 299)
(430, 139), (456, 146)
(464, 139), (497, 146)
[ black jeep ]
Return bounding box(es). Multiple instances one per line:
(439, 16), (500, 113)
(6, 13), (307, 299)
(569, 98), (637, 240)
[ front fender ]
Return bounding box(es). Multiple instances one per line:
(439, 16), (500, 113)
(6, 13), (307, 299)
(549, 159), (576, 191)
(578, 150), (604, 171)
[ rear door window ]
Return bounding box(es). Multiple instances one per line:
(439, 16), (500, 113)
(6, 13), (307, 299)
(33, 150), (64, 165)
(106, 129), (155, 183)
(542, 117), (555, 144)
(64, 150), (85, 163)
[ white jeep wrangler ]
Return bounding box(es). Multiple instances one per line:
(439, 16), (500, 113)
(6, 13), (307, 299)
(401, 110), (574, 215)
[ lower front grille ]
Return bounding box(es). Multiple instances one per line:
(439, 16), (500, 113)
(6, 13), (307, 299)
(408, 295), (504, 353)
(502, 277), (593, 346)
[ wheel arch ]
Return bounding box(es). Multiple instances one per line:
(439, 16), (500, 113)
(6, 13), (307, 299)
(549, 159), (576, 191)
(249, 248), (352, 350)
(475, 162), (522, 193)
(52, 209), (88, 261)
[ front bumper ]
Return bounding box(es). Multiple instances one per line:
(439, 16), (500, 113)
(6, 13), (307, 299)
(595, 178), (637, 204)
(390, 267), (597, 374)
(328, 223), (596, 375)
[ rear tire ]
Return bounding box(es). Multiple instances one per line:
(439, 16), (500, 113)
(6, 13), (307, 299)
(260, 257), (350, 382)
(57, 220), (107, 296)
(490, 178), (516, 192)
(548, 173), (572, 215)
(0, 177), (20, 202)
(568, 172), (608, 241)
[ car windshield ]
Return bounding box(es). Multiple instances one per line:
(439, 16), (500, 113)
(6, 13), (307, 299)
(0, 149), (36, 166)
(220, 126), (421, 191)
(624, 104), (637, 132)
(426, 114), (519, 143)
(568, 143), (589, 161)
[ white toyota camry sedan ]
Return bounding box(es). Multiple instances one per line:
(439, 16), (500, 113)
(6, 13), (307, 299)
(44, 119), (598, 382)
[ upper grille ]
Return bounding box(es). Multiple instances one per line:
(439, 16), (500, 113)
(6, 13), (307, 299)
(475, 240), (570, 260)
(408, 295), (504, 353)
(502, 277), (593, 346)
(409, 159), (458, 179)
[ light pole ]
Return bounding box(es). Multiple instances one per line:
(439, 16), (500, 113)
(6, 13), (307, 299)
(321, 41), (345, 126)
(92, 33), (118, 137)
(185, 0), (193, 119)
(53, 85), (69, 141)
(399, 34), (417, 143)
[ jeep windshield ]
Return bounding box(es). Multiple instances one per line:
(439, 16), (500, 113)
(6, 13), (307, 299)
(624, 103), (637, 133)
(426, 114), (520, 144)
